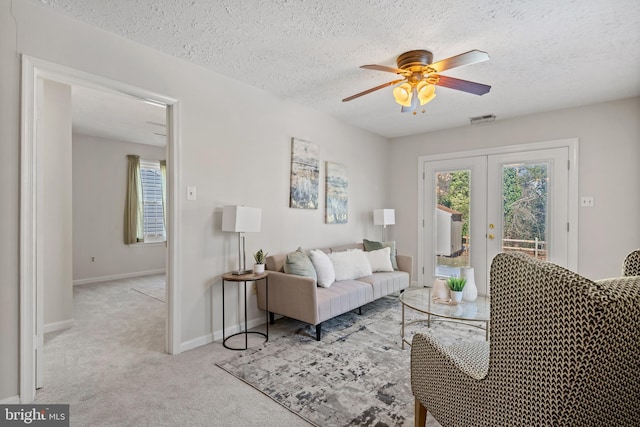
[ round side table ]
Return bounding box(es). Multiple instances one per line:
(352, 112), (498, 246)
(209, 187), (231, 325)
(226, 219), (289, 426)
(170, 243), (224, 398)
(221, 271), (269, 350)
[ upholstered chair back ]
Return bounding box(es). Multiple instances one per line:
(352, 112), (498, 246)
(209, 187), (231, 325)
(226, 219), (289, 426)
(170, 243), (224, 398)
(623, 249), (640, 276)
(411, 252), (640, 426)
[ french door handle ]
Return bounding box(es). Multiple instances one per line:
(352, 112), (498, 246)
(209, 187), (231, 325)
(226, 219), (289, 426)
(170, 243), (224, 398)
(488, 234), (495, 240)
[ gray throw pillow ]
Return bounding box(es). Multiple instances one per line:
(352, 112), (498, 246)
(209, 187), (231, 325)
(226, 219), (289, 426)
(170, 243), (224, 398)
(363, 239), (398, 270)
(284, 247), (317, 281)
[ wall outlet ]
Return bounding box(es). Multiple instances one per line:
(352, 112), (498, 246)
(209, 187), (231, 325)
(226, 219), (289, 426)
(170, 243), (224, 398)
(580, 196), (594, 207)
(91, 256), (95, 262)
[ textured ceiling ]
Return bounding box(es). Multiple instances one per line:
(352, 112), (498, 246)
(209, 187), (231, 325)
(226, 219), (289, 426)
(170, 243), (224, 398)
(72, 86), (166, 146)
(35, 0), (640, 139)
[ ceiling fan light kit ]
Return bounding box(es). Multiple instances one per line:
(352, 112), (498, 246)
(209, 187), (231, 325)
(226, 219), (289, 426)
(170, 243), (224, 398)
(343, 49), (491, 114)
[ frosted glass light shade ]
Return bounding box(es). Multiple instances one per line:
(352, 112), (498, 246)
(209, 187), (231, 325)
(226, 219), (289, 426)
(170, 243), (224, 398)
(417, 81), (436, 105)
(392, 83), (413, 107)
(222, 205), (261, 232)
(373, 209), (395, 226)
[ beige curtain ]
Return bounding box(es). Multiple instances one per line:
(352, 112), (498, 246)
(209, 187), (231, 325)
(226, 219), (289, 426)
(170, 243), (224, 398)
(124, 154), (144, 244)
(160, 160), (167, 233)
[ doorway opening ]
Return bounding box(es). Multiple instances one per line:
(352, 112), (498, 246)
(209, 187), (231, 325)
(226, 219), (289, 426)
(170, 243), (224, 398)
(20, 55), (182, 403)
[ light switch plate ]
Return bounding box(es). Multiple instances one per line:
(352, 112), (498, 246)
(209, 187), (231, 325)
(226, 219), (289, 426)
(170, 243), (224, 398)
(187, 186), (196, 201)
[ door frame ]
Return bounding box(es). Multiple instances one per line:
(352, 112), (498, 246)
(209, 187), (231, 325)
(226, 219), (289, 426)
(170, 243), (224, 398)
(417, 138), (578, 289)
(20, 55), (183, 403)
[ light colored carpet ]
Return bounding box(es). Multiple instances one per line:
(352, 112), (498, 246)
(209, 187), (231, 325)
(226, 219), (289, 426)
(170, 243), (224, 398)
(131, 277), (166, 302)
(35, 274), (310, 427)
(217, 296), (485, 426)
(36, 277), (485, 426)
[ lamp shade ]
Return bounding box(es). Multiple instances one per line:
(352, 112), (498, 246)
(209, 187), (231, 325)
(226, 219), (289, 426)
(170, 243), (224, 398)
(373, 209), (395, 226)
(417, 81), (436, 105)
(392, 83), (413, 107)
(222, 205), (261, 232)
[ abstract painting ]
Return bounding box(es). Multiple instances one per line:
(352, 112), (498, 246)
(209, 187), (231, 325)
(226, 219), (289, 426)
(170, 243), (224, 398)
(289, 138), (319, 209)
(325, 162), (348, 224)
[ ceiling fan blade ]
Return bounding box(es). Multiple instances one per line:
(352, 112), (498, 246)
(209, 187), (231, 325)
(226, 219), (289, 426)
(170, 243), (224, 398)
(360, 64), (406, 74)
(429, 50), (490, 73)
(342, 79), (405, 102)
(434, 75), (491, 95)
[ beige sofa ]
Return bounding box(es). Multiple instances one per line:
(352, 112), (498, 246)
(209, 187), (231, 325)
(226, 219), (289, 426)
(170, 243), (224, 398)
(256, 243), (412, 340)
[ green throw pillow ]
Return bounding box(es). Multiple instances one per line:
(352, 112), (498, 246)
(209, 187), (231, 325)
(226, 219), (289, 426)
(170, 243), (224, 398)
(284, 247), (317, 281)
(363, 239), (398, 270)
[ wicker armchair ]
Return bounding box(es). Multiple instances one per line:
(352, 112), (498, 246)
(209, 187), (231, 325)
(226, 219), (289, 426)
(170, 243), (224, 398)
(623, 249), (640, 276)
(411, 252), (640, 427)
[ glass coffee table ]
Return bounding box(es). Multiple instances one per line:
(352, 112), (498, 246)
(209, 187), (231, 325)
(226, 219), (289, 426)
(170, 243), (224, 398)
(399, 287), (490, 349)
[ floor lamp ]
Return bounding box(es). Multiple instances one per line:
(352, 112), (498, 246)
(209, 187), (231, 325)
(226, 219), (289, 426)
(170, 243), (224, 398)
(374, 209), (395, 241)
(222, 205), (262, 275)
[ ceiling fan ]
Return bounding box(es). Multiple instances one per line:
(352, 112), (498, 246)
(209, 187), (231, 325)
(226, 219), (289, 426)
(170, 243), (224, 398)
(342, 49), (491, 114)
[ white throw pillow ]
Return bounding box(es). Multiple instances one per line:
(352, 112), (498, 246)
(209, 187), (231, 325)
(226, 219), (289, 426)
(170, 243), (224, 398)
(328, 249), (373, 281)
(309, 249), (336, 287)
(366, 247), (394, 272)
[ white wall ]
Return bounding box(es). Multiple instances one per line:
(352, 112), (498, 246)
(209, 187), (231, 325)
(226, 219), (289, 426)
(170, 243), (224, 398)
(0, 0), (391, 400)
(41, 79), (74, 327)
(1, 0), (20, 399)
(389, 97), (640, 281)
(72, 134), (166, 282)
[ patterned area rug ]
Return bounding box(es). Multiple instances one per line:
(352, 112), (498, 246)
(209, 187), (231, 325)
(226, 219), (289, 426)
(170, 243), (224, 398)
(217, 295), (485, 426)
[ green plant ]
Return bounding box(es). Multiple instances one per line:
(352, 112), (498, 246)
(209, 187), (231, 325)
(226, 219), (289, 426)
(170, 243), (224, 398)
(447, 277), (467, 292)
(253, 249), (268, 264)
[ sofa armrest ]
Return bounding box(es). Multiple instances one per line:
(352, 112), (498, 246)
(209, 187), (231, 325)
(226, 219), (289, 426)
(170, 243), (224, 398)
(396, 254), (413, 283)
(256, 271), (320, 325)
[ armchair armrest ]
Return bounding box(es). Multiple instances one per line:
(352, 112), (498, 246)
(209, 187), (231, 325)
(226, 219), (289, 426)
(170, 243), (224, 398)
(411, 332), (489, 426)
(411, 332), (489, 381)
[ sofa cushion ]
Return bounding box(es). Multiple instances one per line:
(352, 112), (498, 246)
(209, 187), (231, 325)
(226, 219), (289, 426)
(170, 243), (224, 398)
(358, 271), (410, 299)
(316, 280), (374, 323)
(328, 249), (372, 281)
(266, 253), (287, 272)
(366, 247), (394, 272)
(363, 239), (398, 270)
(283, 247), (317, 281)
(309, 249), (336, 287)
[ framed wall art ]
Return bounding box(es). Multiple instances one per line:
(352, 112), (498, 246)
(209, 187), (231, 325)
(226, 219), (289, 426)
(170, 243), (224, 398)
(289, 138), (319, 209)
(325, 161), (348, 224)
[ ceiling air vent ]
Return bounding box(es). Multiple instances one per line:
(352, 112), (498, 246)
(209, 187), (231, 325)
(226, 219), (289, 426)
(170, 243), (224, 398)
(469, 114), (496, 125)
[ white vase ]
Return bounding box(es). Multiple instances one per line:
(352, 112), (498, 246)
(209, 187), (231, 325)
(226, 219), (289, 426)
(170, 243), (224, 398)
(460, 267), (478, 302)
(253, 263), (265, 274)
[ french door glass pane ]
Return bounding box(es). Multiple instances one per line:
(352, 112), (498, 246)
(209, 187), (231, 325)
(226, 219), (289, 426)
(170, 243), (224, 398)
(435, 170), (470, 277)
(501, 162), (548, 260)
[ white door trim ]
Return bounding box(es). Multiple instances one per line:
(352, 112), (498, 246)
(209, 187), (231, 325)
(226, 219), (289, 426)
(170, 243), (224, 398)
(417, 138), (579, 287)
(20, 55), (182, 403)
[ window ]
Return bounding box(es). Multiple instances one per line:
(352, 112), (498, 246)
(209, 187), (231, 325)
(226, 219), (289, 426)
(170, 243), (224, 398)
(140, 160), (165, 242)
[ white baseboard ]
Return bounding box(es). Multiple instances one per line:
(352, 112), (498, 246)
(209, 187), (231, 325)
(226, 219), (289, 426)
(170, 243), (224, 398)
(73, 269), (166, 286)
(43, 318), (75, 334)
(0, 395), (20, 404)
(180, 316), (268, 353)
(180, 333), (214, 353)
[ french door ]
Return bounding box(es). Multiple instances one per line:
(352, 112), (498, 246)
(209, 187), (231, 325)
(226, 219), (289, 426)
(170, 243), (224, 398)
(421, 146), (571, 295)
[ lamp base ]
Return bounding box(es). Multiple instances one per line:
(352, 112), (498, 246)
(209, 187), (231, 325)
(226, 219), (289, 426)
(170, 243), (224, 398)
(231, 269), (253, 275)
